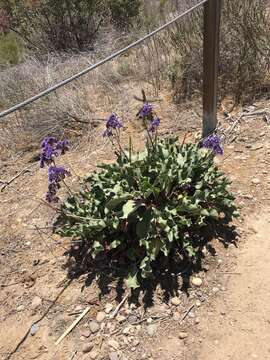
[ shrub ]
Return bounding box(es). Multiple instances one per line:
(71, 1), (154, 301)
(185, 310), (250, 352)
(55, 104), (238, 288)
(168, 0), (270, 105)
(109, 0), (141, 29)
(0, 0), (105, 51)
(0, 0), (142, 52)
(0, 32), (21, 66)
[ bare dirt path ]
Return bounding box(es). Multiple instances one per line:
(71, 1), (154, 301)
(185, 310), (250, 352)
(192, 211), (270, 360)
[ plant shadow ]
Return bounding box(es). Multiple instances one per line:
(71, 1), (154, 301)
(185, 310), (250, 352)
(63, 220), (238, 309)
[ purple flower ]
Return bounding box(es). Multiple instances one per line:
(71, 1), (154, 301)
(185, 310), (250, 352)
(106, 113), (123, 130)
(103, 129), (113, 137)
(45, 166), (70, 203)
(149, 117), (160, 132)
(46, 182), (60, 203)
(41, 137), (57, 148)
(139, 103), (153, 118)
(48, 166), (71, 183)
(56, 139), (69, 155)
(202, 135), (224, 155)
(40, 143), (55, 168)
(40, 137), (70, 168)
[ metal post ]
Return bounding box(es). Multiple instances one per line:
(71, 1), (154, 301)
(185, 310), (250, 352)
(202, 0), (222, 137)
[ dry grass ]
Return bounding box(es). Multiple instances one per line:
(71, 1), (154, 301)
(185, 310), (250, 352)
(0, 0), (269, 158)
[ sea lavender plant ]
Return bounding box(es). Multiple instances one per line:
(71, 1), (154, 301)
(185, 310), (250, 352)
(149, 117), (160, 133)
(40, 137), (70, 203)
(202, 135), (224, 155)
(103, 113), (123, 137)
(138, 103), (153, 119)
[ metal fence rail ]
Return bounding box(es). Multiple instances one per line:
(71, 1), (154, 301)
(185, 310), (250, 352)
(0, 0), (221, 137)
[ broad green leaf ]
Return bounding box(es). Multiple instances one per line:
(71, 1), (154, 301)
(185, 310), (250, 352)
(122, 200), (139, 219)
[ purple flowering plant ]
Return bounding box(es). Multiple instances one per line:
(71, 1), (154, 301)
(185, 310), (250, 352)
(55, 96), (238, 289)
(40, 137), (71, 203)
(202, 135), (224, 155)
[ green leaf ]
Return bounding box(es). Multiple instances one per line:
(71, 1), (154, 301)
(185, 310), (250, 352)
(126, 269), (140, 289)
(209, 209), (219, 219)
(106, 195), (132, 210)
(122, 200), (137, 219)
(92, 241), (104, 258)
(136, 209), (152, 238)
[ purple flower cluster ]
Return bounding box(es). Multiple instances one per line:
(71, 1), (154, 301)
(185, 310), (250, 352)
(40, 136), (71, 203)
(149, 117), (160, 133)
(46, 166), (71, 203)
(202, 135), (224, 155)
(103, 113), (123, 137)
(139, 103), (153, 118)
(40, 137), (69, 168)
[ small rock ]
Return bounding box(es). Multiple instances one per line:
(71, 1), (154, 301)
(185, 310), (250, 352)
(195, 318), (200, 324)
(89, 350), (99, 359)
(105, 303), (114, 314)
(80, 329), (91, 338)
(109, 352), (119, 360)
(30, 323), (39, 336)
(25, 241), (31, 246)
(146, 318), (153, 324)
(96, 311), (106, 323)
(82, 343), (94, 353)
(17, 305), (25, 312)
(123, 326), (131, 335)
(147, 324), (157, 337)
(203, 264), (210, 271)
(31, 296), (42, 310)
(173, 312), (181, 321)
(108, 340), (120, 350)
(171, 297), (181, 306)
(195, 300), (201, 307)
(130, 303), (137, 310)
(89, 321), (100, 334)
(251, 178), (260, 185)
(191, 277), (203, 287)
(212, 287), (219, 294)
(179, 332), (188, 340)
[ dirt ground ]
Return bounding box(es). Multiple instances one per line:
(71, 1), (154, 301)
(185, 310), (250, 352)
(0, 95), (270, 360)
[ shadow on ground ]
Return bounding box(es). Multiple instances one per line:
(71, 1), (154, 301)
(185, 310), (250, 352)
(63, 220), (238, 309)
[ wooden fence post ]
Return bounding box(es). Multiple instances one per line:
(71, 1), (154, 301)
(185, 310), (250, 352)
(202, 0), (222, 137)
